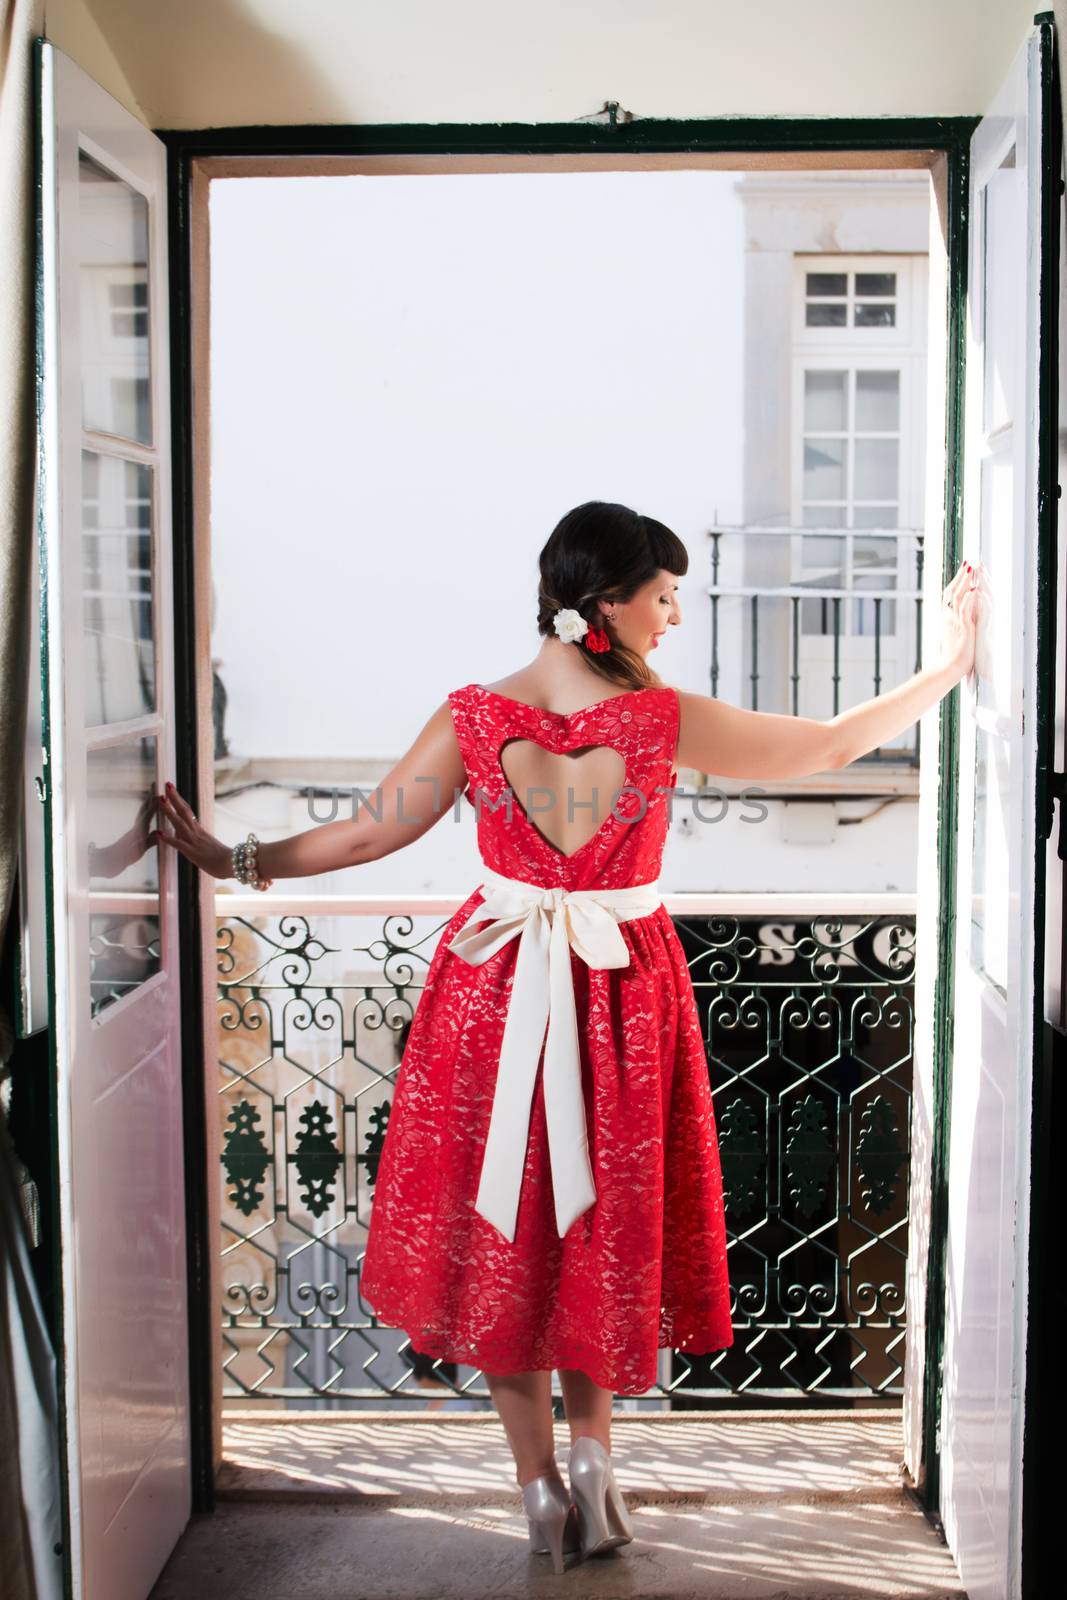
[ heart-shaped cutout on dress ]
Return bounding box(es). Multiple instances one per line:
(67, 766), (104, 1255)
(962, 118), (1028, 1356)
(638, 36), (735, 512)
(498, 738), (628, 859)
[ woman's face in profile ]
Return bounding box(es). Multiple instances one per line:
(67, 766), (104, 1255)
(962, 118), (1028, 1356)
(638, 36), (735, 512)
(606, 570), (682, 656)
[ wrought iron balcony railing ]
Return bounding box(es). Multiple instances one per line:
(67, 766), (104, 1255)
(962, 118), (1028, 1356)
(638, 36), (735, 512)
(217, 890), (916, 1409)
(708, 524), (925, 766)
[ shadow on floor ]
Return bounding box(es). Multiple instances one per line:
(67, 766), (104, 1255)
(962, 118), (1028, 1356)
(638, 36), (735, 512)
(149, 1414), (966, 1599)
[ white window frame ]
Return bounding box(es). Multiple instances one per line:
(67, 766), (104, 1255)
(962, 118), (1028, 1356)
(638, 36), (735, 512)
(790, 255), (927, 650)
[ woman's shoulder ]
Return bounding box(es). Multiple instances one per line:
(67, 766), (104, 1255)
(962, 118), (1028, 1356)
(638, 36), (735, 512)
(455, 672), (677, 711)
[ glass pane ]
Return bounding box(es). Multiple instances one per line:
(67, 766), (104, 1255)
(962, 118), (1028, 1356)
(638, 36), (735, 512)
(853, 542), (896, 578)
(855, 303), (896, 328)
(971, 725), (1009, 991)
(798, 531), (844, 637)
(854, 273), (896, 297)
(798, 534), (845, 583)
(79, 150), (152, 444)
(87, 736), (160, 1016)
(801, 596), (844, 635)
(804, 437), (846, 499)
(981, 159), (1022, 435)
(853, 504), (899, 529)
(852, 538), (897, 636)
(82, 451), (155, 725)
(108, 279), (147, 338)
(806, 273), (847, 296)
(806, 302), (848, 328)
(853, 595), (897, 635)
(802, 505), (846, 527)
(971, 450), (1013, 991)
(854, 437), (899, 500)
(855, 370), (900, 431)
(804, 370), (847, 431)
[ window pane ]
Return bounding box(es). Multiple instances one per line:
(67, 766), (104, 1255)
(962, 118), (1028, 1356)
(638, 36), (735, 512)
(981, 158), (1021, 435)
(87, 735), (160, 1017)
(854, 437), (899, 500)
(108, 279), (148, 338)
(971, 448), (1014, 989)
(853, 595), (897, 635)
(853, 504), (899, 529)
(802, 505), (846, 527)
(852, 537), (898, 636)
(806, 302), (848, 327)
(852, 535), (897, 577)
(804, 370), (847, 431)
(855, 273), (897, 297)
(799, 534), (845, 582)
(807, 273), (847, 296)
(82, 451), (155, 725)
(804, 438), (846, 499)
(972, 725), (1009, 989)
(798, 535), (844, 637)
(855, 370), (900, 431)
(78, 150), (152, 444)
(855, 303), (896, 328)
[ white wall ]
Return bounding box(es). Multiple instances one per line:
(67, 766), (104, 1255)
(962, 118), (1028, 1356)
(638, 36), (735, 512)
(45, 0), (149, 121)
(209, 169), (744, 761)
(75, 0), (1036, 128)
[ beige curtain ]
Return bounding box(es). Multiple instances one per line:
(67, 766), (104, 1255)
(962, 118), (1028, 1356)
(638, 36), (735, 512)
(1, 4), (64, 1597)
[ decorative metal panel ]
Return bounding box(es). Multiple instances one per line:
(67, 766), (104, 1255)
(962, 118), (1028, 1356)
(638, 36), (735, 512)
(670, 912), (913, 1402)
(218, 909), (914, 1405)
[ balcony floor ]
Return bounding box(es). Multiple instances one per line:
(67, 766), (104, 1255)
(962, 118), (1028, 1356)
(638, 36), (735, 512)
(149, 1413), (965, 1599)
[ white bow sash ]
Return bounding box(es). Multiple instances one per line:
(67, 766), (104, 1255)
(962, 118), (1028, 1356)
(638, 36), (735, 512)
(445, 866), (664, 1243)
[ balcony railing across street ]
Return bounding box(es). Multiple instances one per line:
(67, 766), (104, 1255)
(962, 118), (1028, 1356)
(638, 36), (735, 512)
(708, 524), (924, 766)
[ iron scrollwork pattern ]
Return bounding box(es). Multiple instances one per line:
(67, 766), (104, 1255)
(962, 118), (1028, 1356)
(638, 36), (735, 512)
(218, 909), (914, 1404)
(671, 913), (914, 1402)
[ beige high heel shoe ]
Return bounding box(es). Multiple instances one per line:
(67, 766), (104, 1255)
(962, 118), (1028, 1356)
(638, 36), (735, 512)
(567, 1435), (635, 1557)
(521, 1471), (581, 1574)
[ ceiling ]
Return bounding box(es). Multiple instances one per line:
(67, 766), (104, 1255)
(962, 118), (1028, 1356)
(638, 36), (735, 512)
(57, 0), (1042, 131)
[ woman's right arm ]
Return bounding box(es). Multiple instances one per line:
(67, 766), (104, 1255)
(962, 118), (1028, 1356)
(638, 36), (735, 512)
(674, 559), (980, 781)
(154, 699), (467, 881)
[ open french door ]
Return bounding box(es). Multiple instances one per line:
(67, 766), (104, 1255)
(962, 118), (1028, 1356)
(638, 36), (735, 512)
(939, 17), (1057, 1599)
(35, 39), (191, 1600)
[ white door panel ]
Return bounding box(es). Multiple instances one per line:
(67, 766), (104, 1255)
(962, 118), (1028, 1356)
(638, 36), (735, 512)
(940, 22), (1050, 1599)
(37, 40), (191, 1600)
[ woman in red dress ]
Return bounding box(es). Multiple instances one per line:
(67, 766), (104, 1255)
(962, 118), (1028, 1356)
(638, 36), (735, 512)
(155, 501), (979, 1573)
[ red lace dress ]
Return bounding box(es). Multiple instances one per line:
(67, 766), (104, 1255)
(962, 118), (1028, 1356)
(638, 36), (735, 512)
(360, 681), (733, 1394)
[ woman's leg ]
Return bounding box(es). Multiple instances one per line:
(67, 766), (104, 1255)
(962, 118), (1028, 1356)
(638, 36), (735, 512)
(484, 1369), (560, 1488)
(557, 1367), (613, 1452)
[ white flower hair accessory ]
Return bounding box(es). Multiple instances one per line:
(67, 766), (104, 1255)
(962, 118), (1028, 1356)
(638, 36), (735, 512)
(552, 607), (589, 644)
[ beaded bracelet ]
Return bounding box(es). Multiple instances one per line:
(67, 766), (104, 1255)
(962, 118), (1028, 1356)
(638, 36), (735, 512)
(232, 831), (273, 891)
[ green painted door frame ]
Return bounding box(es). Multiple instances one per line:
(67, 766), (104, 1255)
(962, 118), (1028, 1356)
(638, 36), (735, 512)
(159, 111), (978, 1517)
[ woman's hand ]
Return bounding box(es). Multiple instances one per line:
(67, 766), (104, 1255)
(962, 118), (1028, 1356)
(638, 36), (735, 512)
(938, 558), (982, 680)
(152, 782), (232, 879)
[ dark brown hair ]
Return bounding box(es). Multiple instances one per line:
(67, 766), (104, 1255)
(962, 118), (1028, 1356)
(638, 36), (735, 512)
(536, 501), (688, 690)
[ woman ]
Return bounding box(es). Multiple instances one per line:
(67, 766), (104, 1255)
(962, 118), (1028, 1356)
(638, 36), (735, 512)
(155, 502), (979, 1574)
